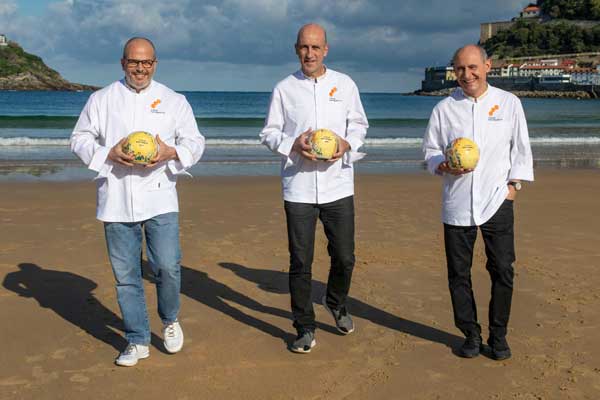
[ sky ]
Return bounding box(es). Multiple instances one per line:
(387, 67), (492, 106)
(1, 0), (529, 92)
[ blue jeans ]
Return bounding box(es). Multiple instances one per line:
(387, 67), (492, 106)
(104, 212), (181, 345)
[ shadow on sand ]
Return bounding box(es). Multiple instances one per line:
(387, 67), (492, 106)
(3, 263), (164, 352)
(218, 262), (463, 350)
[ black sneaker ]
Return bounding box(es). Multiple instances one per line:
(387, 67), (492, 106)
(458, 335), (483, 358)
(488, 337), (511, 361)
(322, 296), (355, 335)
(290, 330), (316, 354)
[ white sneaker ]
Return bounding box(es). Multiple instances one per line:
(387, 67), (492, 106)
(115, 343), (149, 367)
(163, 321), (184, 353)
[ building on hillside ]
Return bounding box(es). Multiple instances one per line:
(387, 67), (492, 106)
(480, 3), (543, 43)
(424, 66), (456, 82)
(520, 4), (541, 18)
(0, 34), (8, 47)
(518, 64), (565, 77)
(570, 67), (600, 84)
(480, 21), (514, 43)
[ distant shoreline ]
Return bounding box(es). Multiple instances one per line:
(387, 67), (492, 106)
(411, 88), (599, 99)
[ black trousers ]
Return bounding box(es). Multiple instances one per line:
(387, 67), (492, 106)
(284, 196), (355, 332)
(443, 199), (516, 340)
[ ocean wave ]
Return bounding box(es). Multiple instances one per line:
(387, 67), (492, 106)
(0, 137), (71, 146)
(530, 136), (600, 144)
(2, 136), (600, 147)
(0, 115), (429, 129)
(0, 137), (423, 147)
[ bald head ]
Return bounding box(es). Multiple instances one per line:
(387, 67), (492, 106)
(122, 37), (156, 59)
(452, 44), (487, 66)
(296, 23), (327, 46)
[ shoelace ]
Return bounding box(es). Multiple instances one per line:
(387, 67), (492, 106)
(165, 323), (176, 338)
(123, 344), (137, 355)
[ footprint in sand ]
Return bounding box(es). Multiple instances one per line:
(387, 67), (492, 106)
(69, 374), (90, 384)
(32, 366), (59, 384)
(51, 348), (76, 360)
(25, 355), (45, 363)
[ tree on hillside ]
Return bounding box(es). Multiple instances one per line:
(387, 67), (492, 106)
(483, 19), (600, 57)
(538, 0), (600, 20)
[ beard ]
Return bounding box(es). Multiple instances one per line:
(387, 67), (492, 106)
(125, 73), (151, 91)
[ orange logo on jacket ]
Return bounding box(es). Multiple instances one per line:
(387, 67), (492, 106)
(329, 87), (337, 97)
(151, 99), (161, 109)
(488, 105), (500, 116)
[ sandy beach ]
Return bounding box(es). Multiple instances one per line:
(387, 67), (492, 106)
(1, 169), (599, 399)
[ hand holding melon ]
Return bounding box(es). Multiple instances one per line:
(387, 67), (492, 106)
(309, 129), (339, 160)
(443, 137), (479, 173)
(122, 131), (159, 165)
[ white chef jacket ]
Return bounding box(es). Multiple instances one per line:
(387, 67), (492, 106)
(423, 85), (534, 226)
(71, 79), (205, 222)
(260, 68), (369, 204)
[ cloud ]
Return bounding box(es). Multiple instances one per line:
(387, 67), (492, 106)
(1, 0), (529, 91)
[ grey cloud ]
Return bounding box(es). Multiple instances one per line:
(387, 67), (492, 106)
(2, 0), (529, 91)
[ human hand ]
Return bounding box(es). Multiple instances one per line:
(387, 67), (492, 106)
(108, 138), (135, 167)
(292, 128), (316, 160)
(328, 135), (350, 162)
(506, 184), (517, 200)
(437, 161), (474, 176)
(146, 135), (178, 167)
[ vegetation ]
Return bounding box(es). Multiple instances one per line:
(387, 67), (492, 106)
(0, 42), (61, 78)
(483, 19), (600, 58)
(539, 0), (600, 20)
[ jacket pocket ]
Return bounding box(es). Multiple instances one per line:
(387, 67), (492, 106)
(145, 171), (177, 191)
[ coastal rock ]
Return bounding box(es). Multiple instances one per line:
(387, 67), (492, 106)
(0, 71), (97, 91)
(413, 88), (596, 99)
(0, 41), (98, 91)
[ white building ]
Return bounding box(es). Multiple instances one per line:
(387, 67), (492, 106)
(0, 34), (7, 47)
(570, 68), (600, 85)
(520, 4), (541, 19)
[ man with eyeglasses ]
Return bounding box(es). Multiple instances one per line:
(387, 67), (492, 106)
(71, 37), (205, 366)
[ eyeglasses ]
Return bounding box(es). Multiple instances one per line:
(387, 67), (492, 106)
(125, 59), (156, 68)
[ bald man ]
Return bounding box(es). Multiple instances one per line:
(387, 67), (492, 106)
(71, 37), (205, 366)
(423, 44), (533, 360)
(261, 24), (369, 353)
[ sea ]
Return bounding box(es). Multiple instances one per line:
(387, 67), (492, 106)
(1, 90), (599, 181)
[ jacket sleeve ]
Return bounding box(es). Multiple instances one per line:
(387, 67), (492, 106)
(168, 98), (206, 175)
(342, 82), (369, 165)
(260, 87), (299, 168)
(422, 106), (446, 175)
(70, 93), (113, 178)
(508, 98), (534, 182)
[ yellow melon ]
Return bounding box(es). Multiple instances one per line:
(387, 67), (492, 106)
(310, 129), (338, 160)
(122, 131), (158, 165)
(445, 137), (480, 170)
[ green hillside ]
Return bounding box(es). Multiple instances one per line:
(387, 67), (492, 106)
(540, 0), (600, 20)
(483, 18), (600, 58)
(0, 41), (97, 91)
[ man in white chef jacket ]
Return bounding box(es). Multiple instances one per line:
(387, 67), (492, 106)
(423, 44), (534, 360)
(71, 37), (205, 366)
(260, 23), (369, 353)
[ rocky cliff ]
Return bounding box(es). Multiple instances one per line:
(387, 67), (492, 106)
(0, 41), (98, 91)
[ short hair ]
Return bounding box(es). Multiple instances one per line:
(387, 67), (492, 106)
(296, 23), (328, 46)
(122, 37), (156, 59)
(452, 45), (488, 65)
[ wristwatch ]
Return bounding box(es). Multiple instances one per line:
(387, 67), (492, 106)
(508, 181), (522, 191)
